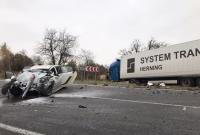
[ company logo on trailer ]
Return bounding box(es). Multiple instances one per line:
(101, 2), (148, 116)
(127, 58), (135, 73)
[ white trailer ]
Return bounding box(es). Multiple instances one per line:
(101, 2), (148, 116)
(110, 39), (200, 87)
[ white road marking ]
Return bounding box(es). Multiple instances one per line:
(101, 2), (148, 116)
(85, 96), (200, 109)
(0, 123), (45, 135)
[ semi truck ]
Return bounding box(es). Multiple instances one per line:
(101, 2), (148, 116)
(109, 39), (200, 87)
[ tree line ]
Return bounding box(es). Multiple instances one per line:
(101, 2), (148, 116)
(0, 28), (108, 80)
(119, 38), (168, 56)
(0, 43), (34, 73)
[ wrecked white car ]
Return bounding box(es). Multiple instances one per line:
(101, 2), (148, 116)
(1, 65), (77, 98)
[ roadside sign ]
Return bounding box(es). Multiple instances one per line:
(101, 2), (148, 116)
(85, 66), (98, 72)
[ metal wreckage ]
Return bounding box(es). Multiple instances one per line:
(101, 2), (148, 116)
(1, 65), (77, 99)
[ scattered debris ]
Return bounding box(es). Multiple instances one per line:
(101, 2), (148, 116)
(159, 83), (166, 87)
(146, 82), (153, 90)
(103, 84), (108, 86)
(182, 106), (187, 111)
(78, 105), (87, 108)
(80, 86), (84, 89)
(147, 82), (154, 87)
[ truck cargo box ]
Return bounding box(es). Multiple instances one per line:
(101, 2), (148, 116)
(120, 40), (200, 79)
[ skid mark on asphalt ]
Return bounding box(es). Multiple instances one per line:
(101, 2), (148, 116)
(0, 123), (45, 135)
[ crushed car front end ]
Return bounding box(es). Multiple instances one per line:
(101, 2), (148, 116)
(2, 69), (54, 98)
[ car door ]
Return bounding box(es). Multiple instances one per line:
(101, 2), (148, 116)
(57, 66), (73, 85)
(49, 66), (60, 87)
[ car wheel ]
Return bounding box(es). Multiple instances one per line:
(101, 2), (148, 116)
(1, 82), (12, 95)
(9, 86), (23, 96)
(40, 80), (54, 96)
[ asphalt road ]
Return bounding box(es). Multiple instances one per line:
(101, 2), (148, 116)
(0, 83), (200, 135)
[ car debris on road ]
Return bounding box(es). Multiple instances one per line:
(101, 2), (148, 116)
(78, 105), (87, 108)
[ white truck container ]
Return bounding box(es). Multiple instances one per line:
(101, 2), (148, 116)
(110, 39), (200, 87)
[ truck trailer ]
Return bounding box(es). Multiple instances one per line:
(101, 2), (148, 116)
(109, 39), (200, 87)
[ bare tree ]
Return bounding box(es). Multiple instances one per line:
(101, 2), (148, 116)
(119, 39), (142, 56)
(38, 29), (57, 64)
(57, 30), (76, 65)
(79, 49), (95, 65)
(147, 37), (167, 50)
(32, 55), (44, 65)
(0, 43), (14, 71)
(38, 29), (76, 65)
(130, 39), (141, 53)
(119, 48), (130, 56)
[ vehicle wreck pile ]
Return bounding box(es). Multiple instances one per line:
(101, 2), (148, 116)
(1, 65), (77, 99)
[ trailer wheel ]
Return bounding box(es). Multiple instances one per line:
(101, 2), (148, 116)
(179, 78), (195, 87)
(196, 78), (200, 87)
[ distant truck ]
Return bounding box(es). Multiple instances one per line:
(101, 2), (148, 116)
(109, 39), (200, 87)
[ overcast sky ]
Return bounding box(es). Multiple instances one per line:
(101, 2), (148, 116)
(0, 0), (199, 65)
